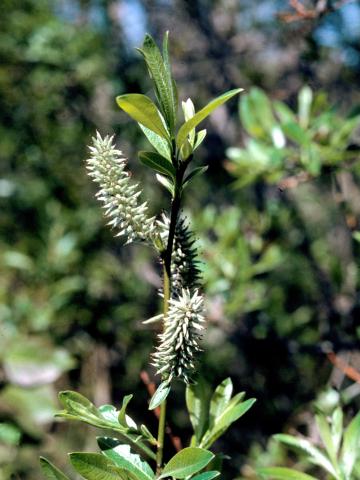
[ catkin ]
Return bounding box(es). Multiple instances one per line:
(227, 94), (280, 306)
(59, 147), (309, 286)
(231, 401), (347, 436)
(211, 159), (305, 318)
(152, 288), (205, 384)
(86, 132), (156, 244)
(158, 213), (201, 295)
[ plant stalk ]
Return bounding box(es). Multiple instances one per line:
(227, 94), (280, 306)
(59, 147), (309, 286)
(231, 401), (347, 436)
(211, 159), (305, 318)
(156, 170), (184, 474)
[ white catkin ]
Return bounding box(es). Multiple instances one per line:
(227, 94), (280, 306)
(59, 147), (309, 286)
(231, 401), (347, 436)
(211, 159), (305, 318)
(152, 288), (205, 384)
(86, 132), (156, 244)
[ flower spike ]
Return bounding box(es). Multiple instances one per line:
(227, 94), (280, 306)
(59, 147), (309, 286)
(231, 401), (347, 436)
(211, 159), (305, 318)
(86, 132), (156, 244)
(158, 213), (202, 295)
(152, 288), (205, 384)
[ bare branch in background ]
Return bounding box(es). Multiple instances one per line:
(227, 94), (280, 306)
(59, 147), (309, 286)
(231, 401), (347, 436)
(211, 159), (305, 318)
(278, 0), (355, 23)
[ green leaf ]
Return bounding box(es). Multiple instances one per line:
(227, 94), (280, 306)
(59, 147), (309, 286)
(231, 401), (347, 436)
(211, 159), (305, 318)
(40, 457), (71, 480)
(341, 411), (360, 477)
(97, 437), (155, 480)
(0, 385), (57, 438)
(180, 139), (193, 161)
(107, 466), (138, 480)
(57, 391), (110, 427)
(191, 471), (220, 480)
(138, 124), (171, 161)
(248, 88), (276, 133)
(240, 94), (264, 138)
(69, 452), (118, 480)
(162, 31), (171, 72)
(138, 151), (176, 179)
(205, 453), (227, 474)
(3, 337), (74, 386)
(156, 174), (175, 196)
(186, 380), (210, 445)
(331, 407), (343, 456)
(193, 130), (207, 150)
(353, 231), (360, 243)
(116, 94), (170, 140)
(282, 122), (309, 145)
(200, 397), (255, 448)
(182, 98), (195, 121)
(137, 34), (177, 133)
(298, 86), (313, 129)
(2, 250), (33, 271)
(148, 381), (171, 410)
(162, 31), (178, 122)
(59, 391), (103, 417)
(273, 101), (296, 124)
(183, 166), (208, 189)
(57, 392), (156, 461)
(223, 391), (246, 410)
(274, 434), (338, 478)
(98, 405), (121, 425)
(0, 422), (21, 446)
(182, 98), (196, 145)
(331, 115), (360, 147)
(315, 413), (337, 465)
(209, 378), (233, 429)
(257, 467), (317, 480)
(159, 447), (214, 479)
(177, 88), (243, 148)
(59, 392), (134, 431)
(140, 424), (157, 445)
(118, 395), (134, 428)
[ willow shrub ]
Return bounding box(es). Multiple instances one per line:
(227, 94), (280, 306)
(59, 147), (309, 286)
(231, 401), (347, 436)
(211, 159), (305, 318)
(39, 33), (256, 480)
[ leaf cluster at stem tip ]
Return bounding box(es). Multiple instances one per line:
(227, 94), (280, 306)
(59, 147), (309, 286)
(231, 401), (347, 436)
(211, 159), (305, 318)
(115, 32), (243, 198)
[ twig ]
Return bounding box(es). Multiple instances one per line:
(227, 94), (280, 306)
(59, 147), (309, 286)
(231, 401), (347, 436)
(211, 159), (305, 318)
(278, 0), (354, 23)
(141, 370), (160, 416)
(278, 171), (312, 191)
(277, 156), (360, 192)
(327, 351), (360, 384)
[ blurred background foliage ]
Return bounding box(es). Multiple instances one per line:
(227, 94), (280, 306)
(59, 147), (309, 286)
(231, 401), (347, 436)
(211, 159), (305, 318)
(0, 0), (359, 479)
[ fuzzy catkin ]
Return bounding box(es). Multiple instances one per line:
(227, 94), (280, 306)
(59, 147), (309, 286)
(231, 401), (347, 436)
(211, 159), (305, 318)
(86, 132), (156, 244)
(152, 288), (205, 384)
(158, 214), (202, 295)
